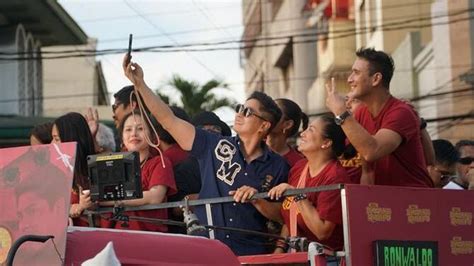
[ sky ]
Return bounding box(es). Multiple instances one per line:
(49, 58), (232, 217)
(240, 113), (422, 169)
(58, 0), (246, 123)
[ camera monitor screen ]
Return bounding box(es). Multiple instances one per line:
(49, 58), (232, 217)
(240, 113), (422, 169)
(87, 152), (143, 202)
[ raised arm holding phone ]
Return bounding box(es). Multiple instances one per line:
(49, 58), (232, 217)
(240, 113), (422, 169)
(122, 53), (289, 256)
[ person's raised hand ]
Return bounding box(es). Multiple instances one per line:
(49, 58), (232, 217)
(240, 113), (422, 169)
(79, 189), (93, 211)
(325, 77), (347, 116)
(85, 107), (99, 137)
(123, 53), (144, 86)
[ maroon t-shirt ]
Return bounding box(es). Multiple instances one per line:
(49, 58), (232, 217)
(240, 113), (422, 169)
(281, 159), (351, 250)
(283, 147), (305, 168)
(101, 156), (177, 232)
(339, 153), (362, 184)
(354, 97), (433, 187)
(163, 144), (189, 166)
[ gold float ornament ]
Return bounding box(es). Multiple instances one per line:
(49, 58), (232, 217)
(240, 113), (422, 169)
(450, 236), (473, 255)
(406, 204), (431, 224)
(366, 202), (392, 223)
(450, 207), (472, 226)
(0, 226), (12, 264)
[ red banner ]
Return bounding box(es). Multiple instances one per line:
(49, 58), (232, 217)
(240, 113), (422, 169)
(0, 143), (76, 265)
(344, 184), (474, 265)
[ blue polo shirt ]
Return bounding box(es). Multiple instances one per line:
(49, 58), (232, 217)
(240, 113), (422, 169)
(191, 128), (289, 256)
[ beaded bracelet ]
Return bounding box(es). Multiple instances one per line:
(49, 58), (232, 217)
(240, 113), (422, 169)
(294, 193), (308, 202)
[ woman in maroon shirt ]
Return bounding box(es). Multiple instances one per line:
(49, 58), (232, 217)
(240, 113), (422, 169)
(268, 114), (351, 253)
(266, 98), (308, 167)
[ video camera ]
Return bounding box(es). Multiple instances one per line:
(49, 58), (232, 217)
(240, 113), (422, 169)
(87, 152), (143, 202)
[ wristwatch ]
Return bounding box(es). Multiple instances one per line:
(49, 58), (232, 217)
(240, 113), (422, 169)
(335, 111), (351, 126)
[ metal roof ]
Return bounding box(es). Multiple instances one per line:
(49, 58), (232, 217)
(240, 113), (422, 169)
(0, 0), (88, 46)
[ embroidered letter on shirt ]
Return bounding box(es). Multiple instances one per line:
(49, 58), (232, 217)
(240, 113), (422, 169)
(214, 139), (242, 186)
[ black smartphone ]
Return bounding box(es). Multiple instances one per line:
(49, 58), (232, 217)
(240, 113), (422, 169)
(125, 34), (133, 65)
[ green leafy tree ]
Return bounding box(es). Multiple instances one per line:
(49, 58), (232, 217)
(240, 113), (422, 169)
(158, 74), (236, 117)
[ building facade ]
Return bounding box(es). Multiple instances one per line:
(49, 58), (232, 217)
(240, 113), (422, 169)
(0, 1), (112, 147)
(0, 0), (88, 116)
(42, 38), (110, 118)
(241, 0), (474, 142)
(354, 0), (473, 142)
(241, 0), (318, 111)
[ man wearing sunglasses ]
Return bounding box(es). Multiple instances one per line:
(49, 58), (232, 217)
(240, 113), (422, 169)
(445, 140), (474, 190)
(427, 139), (459, 188)
(123, 56), (289, 256)
(112, 85), (146, 128)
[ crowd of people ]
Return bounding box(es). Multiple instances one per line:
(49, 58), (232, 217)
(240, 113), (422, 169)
(25, 48), (473, 262)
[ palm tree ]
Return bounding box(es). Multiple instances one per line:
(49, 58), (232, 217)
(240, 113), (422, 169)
(159, 74), (236, 117)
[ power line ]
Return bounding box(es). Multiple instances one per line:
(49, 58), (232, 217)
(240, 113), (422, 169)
(2, 9), (472, 61)
(425, 111), (473, 123)
(190, 0), (260, 74)
(78, 3), (239, 23)
(76, 0), (436, 44)
(33, 7), (474, 54)
(1, 81), (471, 105)
(417, 90), (474, 110)
(2, 64), (472, 110)
(412, 87), (474, 101)
(0, 64), (472, 106)
(428, 111), (474, 135)
(3, 4), (468, 57)
(78, 0), (431, 24)
(122, 0), (218, 77)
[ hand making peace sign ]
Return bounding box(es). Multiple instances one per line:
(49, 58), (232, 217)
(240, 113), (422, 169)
(325, 77), (349, 116)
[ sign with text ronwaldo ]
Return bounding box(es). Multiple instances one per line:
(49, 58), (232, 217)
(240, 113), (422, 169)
(0, 143), (76, 265)
(344, 184), (473, 266)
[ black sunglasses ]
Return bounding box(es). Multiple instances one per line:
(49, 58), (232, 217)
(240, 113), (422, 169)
(235, 104), (269, 122)
(112, 102), (123, 112)
(459, 157), (473, 165)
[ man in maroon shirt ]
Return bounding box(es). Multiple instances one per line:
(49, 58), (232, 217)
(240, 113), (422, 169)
(326, 48), (433, 187)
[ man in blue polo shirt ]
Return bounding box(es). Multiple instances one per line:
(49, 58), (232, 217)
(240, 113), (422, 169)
(123, 56), (289, 255)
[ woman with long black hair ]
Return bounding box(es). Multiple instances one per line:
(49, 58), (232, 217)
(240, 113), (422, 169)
(52, 112), (96, 224)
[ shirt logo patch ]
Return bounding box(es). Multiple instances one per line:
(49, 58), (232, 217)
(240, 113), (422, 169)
(260, 174), (274, 192)
(214, 139), (242, 186)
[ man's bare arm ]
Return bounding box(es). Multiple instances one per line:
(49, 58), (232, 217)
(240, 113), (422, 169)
(340, 117), (402, 162)
(325, 79), (402, 162)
